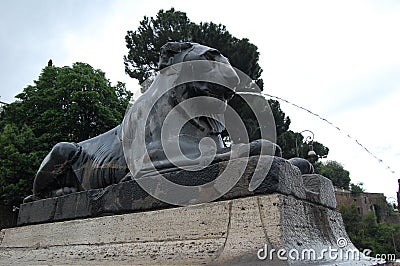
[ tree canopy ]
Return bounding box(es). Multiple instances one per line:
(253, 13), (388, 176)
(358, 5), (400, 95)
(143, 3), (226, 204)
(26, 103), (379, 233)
(124, 8), (263, 88)
(340, 203), (400, 258)
(0, 124), (40, 205)
(2, 62), (132, 146)
(0, 62), (132, 205)
(314, 160), (351, 189)
(350, 182), (365, 193)
(277, 130), (329, 159)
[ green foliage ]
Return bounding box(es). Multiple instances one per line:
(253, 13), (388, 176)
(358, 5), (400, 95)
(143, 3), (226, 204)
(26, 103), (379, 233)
(0, 62), (132, 205)
(314, 160), (350, 189)
(124, 8), (263, 88)
(124, 8), (194, 83)
(339, 203), (400, 258)
(277, 130), (329, 160)
(339, 202), (362, 235)
(3, 63), (132, 145)
(0, 124), (41, 205)
(225, 95), (291, 143)
(269, 100), (291, 137)
(350, 182), (365, 193)
(191, 22), (263, 88)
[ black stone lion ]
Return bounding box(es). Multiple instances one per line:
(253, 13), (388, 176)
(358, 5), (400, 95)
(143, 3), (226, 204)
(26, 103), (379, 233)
(24, 42), (295, 203)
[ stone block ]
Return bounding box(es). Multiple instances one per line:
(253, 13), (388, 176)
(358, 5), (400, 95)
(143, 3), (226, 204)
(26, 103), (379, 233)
(251, 156), (306, 199)
(302, 174), (337, 209)
(17, 156), (310, 226)
(17, 197), (57, 225)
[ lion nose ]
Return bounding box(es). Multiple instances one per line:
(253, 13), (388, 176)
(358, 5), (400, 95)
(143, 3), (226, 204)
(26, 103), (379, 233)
(202, 84), (235, 101)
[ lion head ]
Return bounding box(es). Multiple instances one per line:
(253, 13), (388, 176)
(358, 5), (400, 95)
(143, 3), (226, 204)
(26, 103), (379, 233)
(123, 42), (241, 176)
(157, 42), (239, 133)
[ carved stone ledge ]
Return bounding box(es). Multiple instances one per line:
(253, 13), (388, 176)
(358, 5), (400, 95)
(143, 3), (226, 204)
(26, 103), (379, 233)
(17, 156), (319, 226)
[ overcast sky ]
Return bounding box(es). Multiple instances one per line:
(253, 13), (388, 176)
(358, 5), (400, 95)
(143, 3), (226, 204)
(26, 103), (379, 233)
(1, 1), (399, 201)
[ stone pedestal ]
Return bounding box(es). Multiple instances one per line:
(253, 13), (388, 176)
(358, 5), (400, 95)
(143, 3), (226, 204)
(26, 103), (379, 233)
(0, 156), (371, 265)
(17, 156), (335, 226)
(1, 194), (370, 265)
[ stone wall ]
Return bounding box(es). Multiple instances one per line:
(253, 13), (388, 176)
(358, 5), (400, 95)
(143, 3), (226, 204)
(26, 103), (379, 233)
(0, 193), (371, 265)
(335, 188), (400, 224)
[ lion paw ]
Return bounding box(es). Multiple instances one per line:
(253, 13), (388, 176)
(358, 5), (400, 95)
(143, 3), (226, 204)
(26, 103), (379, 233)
(54, 187), (78, 197)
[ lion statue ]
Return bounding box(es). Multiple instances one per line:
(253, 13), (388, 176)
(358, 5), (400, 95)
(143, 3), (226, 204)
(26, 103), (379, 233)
(24, 42), (297, 203)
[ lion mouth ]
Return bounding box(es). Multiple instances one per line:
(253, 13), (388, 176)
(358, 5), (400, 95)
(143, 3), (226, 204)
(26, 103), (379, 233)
(205, 114), (225, 134)
(190, 113), (225, 134)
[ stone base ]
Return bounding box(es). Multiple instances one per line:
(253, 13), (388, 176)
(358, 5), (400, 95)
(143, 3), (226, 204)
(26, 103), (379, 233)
(1, 193), (370, 265)
(2, 156), (372, 265)
(17, 156), (336, 226)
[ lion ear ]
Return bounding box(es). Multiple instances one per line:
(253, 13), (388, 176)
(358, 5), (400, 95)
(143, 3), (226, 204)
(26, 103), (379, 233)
(158, 42), (193, 70)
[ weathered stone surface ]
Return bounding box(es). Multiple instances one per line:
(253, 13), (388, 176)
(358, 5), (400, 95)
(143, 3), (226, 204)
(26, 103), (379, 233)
(18, 155), (308, 226)
(17, 197), (57, 224)
(18, 177), (170, 226)
(251, 156), (306, 199)
(302, 174), (337, 209)
(5, 201), (230, 248)
(258, 195), (369, 265)
(1, 194), (370, 265)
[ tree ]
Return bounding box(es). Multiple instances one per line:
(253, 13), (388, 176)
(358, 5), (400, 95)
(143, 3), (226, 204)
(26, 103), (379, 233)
(225, 95), (290, 143)
(339, 204), (400, 258)
(3, 62), (132, 146)
(0, 62), (132, 205)
(314, 160), (350, 189)
(350, 182), (365, 193)
(124, 8), (263, 88)
(277, 130), (329, 160)
(0, 124), (41, 205)
(339, 202), (362, 238)
(124, 8), (195, 84)
(191, 22), (263, 88)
